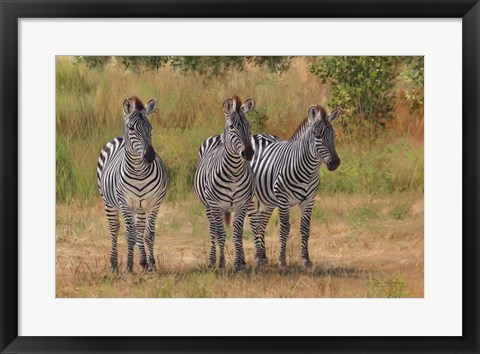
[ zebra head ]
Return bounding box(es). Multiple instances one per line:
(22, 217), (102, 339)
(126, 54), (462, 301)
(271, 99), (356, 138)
(123, 96), (158, 164)
(309, 105), (341, 171)
(223, 95), (255, 162)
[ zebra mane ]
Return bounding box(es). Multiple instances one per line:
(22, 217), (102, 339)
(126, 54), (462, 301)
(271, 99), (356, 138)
(289, 105), (328, 140)
(129, 96), (145, 111)
(288, 117), (308, 140)
(317, 105), (328, 118)
(232, 95), (242, 113)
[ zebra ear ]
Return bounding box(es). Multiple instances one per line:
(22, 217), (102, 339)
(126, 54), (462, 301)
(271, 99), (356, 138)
(307, 105), (319, 124)
(146, 99), (157, 115)
(328, 108), (341, 122)
(123, 98), (134, 115)
(223, 98), (234, 115)
(241, 98), (255, 113)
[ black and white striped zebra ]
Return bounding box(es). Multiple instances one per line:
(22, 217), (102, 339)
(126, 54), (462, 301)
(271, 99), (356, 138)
(97, 96), (168, 272)
(248, 105), (341, 268)
(194, 95), (255, 270)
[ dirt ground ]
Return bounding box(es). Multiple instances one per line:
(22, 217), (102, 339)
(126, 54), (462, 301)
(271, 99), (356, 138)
(56, 193), (424, 298)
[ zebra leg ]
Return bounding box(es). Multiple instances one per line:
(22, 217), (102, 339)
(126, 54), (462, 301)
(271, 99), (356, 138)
(300, 200), (315, 268)
(257, 207), (274, 266)
(135, 212), (148, 270)
(212, 208), (227, 269)
(232, 208), (247, 271)
(105, 204), (120, 272)
(205, 206), (217, 268)
(121, 208), (137, 273)
(248, 204), (273, 268)
(278, 203), (291, 267)
(144, 207), (159, 272)
(248, 206), (262, 266)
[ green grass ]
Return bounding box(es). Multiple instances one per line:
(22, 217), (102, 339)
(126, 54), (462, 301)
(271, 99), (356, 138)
(319, 137), (423, 195)
(390, 203), (411, 220)
(367, 274), (409, 298)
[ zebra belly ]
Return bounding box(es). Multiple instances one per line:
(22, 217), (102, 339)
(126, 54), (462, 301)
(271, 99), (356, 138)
(123, 190), (160, 213)
(254, 191), (302, 209)
(254, 175), (319, 209)
(208, 183), (254, 212)
(215, 198), (248, 213)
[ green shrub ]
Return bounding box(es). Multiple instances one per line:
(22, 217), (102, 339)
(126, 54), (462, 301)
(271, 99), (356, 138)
(399, 57), (424, 113)
(76, 56), (294, 77)
(309, 56), (399, 127)
(248, 110), (269, 135)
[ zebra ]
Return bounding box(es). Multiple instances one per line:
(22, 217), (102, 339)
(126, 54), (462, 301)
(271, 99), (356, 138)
(97, 96), (168, 273)
(248, 105), (341, 268)
(194, 95), (255, 270)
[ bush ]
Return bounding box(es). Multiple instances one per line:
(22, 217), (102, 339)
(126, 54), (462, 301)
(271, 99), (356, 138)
(399, 57), (424, 113)
(75, 56), (294, 77)
(248, 110), (269, 135)
(308, 56), (399, 127)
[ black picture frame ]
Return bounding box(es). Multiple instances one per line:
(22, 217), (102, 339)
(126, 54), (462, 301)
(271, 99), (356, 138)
(1, 1), (478, 353)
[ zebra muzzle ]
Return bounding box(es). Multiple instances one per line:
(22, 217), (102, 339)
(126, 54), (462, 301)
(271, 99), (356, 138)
(242, 144), (254, 162)
(327, 156), (341, 171)
(143, 145), (156, 164)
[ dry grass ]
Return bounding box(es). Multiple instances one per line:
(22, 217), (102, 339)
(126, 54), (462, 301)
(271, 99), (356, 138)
(56, 192), (423, 298)
(388, 91), (424, 142)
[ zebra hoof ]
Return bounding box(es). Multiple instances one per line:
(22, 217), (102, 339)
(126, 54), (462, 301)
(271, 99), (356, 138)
(126, 263), (135, 273)
(235, 262), (246, 271)
(147, 263), (157, 272)
(255, 257), (268, 268)
(110, 266), (119, 273)
(218, 258), (226, 270)
(303, 260), (313, 269)
(140, 260), (148, 270)
(279, 260), (287, 268)
(255, 262), (264, 270)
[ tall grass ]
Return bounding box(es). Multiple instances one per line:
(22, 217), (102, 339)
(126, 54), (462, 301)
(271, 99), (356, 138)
(56, 56), (423, 205)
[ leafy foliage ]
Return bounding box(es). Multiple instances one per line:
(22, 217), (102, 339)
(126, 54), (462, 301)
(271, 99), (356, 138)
(309, 56), (399, 127)
(75, 56), (293, 77)
(399, 57), (424, 113)
(248, 109), (269, 135)
(76, 56), (111, 70)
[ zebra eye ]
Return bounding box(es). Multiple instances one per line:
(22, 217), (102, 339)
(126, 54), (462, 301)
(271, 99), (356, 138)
(229, 124), (235, 131)
(128, 124), (134, 131)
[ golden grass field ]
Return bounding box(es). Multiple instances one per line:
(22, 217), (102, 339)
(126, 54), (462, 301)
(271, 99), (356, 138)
(56, 56), (424, 298)
(56, 191), (423, 298)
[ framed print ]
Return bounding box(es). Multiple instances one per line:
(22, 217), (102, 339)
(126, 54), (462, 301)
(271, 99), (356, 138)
(1, 0), (479, 353)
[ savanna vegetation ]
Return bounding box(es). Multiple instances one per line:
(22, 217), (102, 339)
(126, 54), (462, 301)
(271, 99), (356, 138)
(56, 56), (424, 298)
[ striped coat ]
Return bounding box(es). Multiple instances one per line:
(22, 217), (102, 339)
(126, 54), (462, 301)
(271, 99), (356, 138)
(248, 105), (341, 267)
(97, 96), (168, 272)
(194, 96), (255, 270)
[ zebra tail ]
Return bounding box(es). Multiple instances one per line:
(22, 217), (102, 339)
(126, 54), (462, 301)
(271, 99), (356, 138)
(224, 212), (231, 228)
